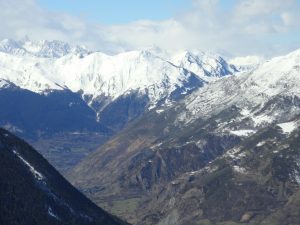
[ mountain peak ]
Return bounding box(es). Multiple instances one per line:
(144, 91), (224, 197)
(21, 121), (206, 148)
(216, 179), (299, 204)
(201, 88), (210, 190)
(0, 39), (238, 102)
(0, 39), (27, 56)
(0, 79), (12, 89)
(0, 38), (89, 58)
(171, 50), (237, 80)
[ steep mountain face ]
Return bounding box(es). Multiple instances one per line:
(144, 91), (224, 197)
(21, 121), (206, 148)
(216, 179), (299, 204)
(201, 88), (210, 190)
(0, 85), (109, 138)
(175, 49), (300, 126)
(138, 122), (300, 225)
(0, 83), (111, 173)
(0, 39), (236, 124)
(67, 49), (300, 224)
(0, 39), (236, 172)
(0, 128), (129, 225)
(172, 50), (237, 81)
(0, 49), (215, 111)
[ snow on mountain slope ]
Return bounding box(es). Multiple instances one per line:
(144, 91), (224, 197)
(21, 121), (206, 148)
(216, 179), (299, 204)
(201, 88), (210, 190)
(52, 50), (193, 102)
(0, 38), (88, 58)
(229, 55), (265, 72)
(278, 120), (298, 134)
(241, 49), (300, 100)
(0, 52), (64, 92)
(176, 48), (300, 126)
(66, 48), (300, 225)
(171, 50), (237, 82)
(0, 50), (195, 104)
(0, 39), (236, 109)
(0, 79), (11, 89)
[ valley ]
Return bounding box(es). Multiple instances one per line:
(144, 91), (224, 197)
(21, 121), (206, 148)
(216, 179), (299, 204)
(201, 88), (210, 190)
(1, 38), (300, 225)
(0, 129), (128, 225)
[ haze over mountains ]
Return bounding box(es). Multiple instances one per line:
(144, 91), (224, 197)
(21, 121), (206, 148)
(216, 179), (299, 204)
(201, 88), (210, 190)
(1, 38), (300, 225)
(0, 38), (239, 172)
(0, 38), (237, 101)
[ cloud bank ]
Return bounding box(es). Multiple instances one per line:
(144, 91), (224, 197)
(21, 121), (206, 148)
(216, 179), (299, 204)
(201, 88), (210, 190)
(1, 0), (300, 56)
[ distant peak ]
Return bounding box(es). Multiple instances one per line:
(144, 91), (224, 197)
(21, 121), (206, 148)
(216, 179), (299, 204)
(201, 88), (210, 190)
(0, 38), (22, 48)
(171, 49), (236, 80)
(229, 55), (265, 65)
(118, 49), (160, 61)
(229, 55), (265, 72)
(0, 38), (89, 58)
(175, 50), (225, 63)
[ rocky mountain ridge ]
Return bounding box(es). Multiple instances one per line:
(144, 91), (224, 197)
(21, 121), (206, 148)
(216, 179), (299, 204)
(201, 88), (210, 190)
(0, 38), (238, 172)
(67, 48), (300, 225)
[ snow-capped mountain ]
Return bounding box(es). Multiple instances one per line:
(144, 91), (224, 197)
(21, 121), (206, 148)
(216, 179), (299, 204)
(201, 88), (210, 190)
(2, 38), (300, 225)
(0, 38), (89, 58)
(0, 38), (238, 168)
(177, 49), (300, 126)
(68, 48), (300, 225)
(0, 38), (236, 129)
(0, 48), (202, 110)
(172, 50), (237, 82)
(229, 55), (265, 72)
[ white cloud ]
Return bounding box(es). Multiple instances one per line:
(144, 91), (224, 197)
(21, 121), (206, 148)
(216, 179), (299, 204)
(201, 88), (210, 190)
(0, 0), (300, 56)
(0, 0), (115, 51)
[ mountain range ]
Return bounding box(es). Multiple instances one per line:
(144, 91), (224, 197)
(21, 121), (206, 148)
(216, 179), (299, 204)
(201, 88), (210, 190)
(0, 38), (238, 172)
(67, 49), (300, 224)
(1, 38), (300, 225)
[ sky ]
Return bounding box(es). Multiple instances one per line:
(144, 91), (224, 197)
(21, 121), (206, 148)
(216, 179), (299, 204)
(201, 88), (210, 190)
(38, 0), (191, 24)
(1, 0), (300, 57)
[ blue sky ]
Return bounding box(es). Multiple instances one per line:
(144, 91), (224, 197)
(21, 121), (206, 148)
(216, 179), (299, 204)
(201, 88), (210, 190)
(38, 0), (192, 24)
(1, 0), (300, 56)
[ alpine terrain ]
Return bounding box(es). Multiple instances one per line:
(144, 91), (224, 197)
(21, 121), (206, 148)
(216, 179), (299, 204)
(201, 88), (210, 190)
(2, 0), (300, 224)
(1, 38), (300, 225)
(0, 38), (237, 172)
(0, 128), (129, 225)
(67, 49), (300, 224)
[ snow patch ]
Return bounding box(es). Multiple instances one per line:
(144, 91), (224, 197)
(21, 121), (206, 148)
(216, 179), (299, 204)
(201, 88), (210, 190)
(230, 129), (256, 136)
(48, 207), (60, 220)
(293, 160), (300, 184)
(2, 124), (23, 133)
(225, 147), (242, 159)
(155, 109), (164, 114)
(256, 141), (266, 147)
(0, 79), (10, 89)
(237, 152), (247, 158)
(252, 114), (274, 126)
(150, 142), (163, 150)
(278, 121), (297, 134)
(240, 108), (251, 117)
(294, 172), (300, 184)
(233, 165), (246, 174)
(13, 150), (44, 181)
